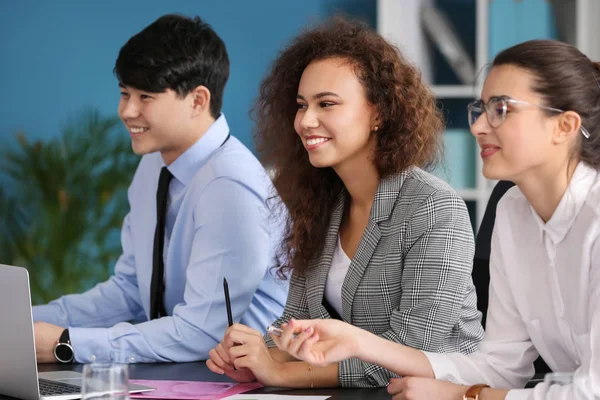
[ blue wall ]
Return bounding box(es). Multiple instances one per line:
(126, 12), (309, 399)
(0, 0), (374, 152)
(489, 0), (556, 60)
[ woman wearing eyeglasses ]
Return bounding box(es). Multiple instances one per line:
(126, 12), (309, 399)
(271, 39), (600, 400)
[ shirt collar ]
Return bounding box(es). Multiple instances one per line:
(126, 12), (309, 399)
(531, 162), (598, 244)
(165, 114), (230, 185)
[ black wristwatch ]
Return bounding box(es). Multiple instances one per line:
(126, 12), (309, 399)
(53, 329), (74, 363)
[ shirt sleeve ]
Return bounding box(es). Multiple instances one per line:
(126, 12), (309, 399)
(32, 213), (146, 328)
(339, 189), (482, 388)
(68, 177), (278, 363)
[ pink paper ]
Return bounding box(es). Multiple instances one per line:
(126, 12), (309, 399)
(129, 379), (263, 400)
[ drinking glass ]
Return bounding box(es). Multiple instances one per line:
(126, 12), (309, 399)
(81, 363), (130, 400)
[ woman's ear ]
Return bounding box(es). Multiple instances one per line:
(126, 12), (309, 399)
(371, 113), (382, 133)
(552, 110), (582, 145)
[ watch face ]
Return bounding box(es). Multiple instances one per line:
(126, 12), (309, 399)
(54, 343), (74, 363)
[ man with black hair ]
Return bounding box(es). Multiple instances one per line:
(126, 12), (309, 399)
(31, 14), (287, 364)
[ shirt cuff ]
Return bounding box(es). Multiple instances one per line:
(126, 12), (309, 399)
(423, 351), (462, 384)
(69, 327), (111, 363)
(505, 389), (532, 400)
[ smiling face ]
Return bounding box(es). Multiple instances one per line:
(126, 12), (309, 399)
(294, 57), (378, 170)
(118, 85), (200, 165)
(470, 64), (569, 182)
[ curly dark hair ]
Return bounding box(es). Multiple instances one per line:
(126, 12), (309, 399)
(253, 16), (444, 277)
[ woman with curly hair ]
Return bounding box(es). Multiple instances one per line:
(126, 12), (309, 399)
(206, 16), (483, 388)
(269, 39), (600, 400)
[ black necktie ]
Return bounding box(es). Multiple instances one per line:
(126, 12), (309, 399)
(150, 167), (173, 319)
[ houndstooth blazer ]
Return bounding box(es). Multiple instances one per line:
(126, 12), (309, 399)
(264, 167), (484, 388)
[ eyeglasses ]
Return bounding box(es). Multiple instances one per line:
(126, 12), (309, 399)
(467, 97), (591, 139)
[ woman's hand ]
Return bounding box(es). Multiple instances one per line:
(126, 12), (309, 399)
(388, 377), (469, 400)
(269, 318), (364, 367)
(224, 323), (287, 387)
(206, 324), (256, 383)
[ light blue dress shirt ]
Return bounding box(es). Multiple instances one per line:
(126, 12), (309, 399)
(33, 115), (288, 363)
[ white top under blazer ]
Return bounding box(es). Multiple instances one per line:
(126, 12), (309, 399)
(324, 236), (352, 317)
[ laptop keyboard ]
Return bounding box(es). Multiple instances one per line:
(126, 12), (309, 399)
(39, 378), (81, 396)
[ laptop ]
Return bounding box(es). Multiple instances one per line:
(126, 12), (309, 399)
(0, 264), (154, 400)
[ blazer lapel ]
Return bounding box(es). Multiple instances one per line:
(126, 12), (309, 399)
(340, 171), (407, 322)
(306, 192), (345, 318)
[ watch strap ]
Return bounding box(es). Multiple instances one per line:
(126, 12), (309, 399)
(59, 328), (70, 345)
(463, 384), (490, 400)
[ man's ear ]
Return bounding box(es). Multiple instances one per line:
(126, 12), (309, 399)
(190, 85), (212, 116)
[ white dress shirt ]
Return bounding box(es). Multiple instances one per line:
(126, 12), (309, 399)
(425, 162), (599, 400)
(325, 236), (352, 317)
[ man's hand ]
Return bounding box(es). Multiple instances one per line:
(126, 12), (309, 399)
(33, 322), (65, 363)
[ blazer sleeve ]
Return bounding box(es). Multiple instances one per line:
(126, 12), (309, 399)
(338, 189), (480, 387)
(264, 269), (312, 347)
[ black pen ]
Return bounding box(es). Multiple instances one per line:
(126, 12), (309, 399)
(223, 278), (238, 370)
(223, 277), (233, 327)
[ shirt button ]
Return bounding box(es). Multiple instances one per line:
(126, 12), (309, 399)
(129, 356), (136, 363)
(90, 355), (96, 362)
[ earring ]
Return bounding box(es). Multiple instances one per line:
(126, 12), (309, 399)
(373, 125), (379, 132)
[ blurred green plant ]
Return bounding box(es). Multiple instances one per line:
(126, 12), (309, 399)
(0, 108), (139, 304)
